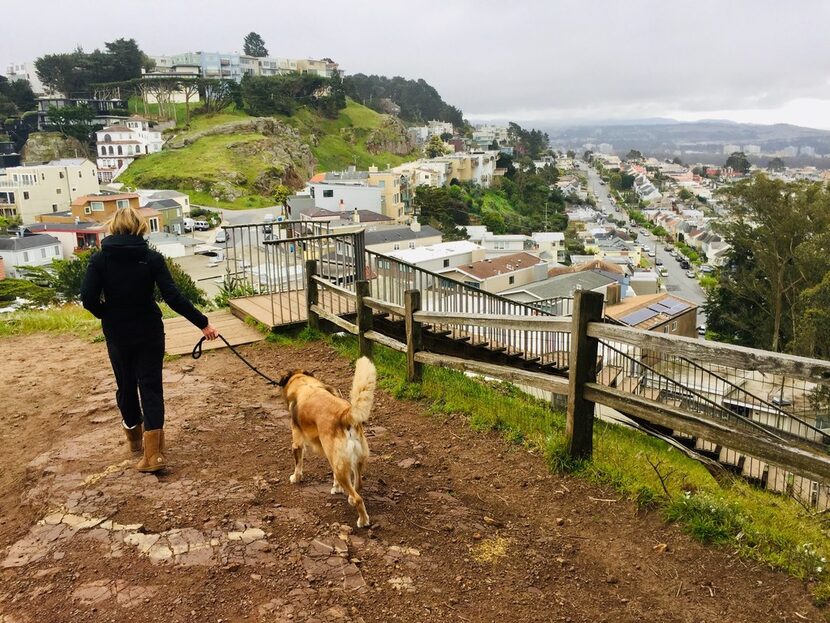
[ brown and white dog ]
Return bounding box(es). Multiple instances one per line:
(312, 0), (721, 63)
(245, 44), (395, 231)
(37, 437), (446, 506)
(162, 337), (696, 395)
(277, 357), (377, 528)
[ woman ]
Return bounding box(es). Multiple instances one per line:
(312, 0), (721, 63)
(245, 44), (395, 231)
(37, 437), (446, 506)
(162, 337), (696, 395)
(81, 207), (218, 472)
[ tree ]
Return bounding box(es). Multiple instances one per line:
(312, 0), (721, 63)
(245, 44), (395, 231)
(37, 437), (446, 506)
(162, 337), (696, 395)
(0, 76), (36, 112)
(425, 135), (448, 158)
(725, 151), (750, 174)
(155, 256), (206, 306)
(767, 157), (786, 172)
(46, 104), (96, 142)
(199, 79), (242, 114)
(625, 149), (643, 161)
(677, 188), (694, 201)
(672, 156), (683, 165)
(243, 32), (269, 57)
(566, 150), (576, 159)
(707, 175), (830, 351)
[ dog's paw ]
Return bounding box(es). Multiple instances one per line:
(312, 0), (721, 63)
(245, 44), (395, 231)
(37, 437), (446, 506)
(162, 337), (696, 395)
(347, 495), (356, 506)
(357, 516), (370, 528)
(330, 485), (343, 495)
(289, 473), (302, 484)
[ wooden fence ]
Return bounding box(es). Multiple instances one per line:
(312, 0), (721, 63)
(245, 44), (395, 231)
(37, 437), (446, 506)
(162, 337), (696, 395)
(305, 264), (830, 497)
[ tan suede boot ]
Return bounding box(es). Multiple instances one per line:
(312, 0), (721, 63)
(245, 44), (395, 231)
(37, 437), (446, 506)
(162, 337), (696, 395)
(136, 429), (166, 473)
(122, 422), (143, 453)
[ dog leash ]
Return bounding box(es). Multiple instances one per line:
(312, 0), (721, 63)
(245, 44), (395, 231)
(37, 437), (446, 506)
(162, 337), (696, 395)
(191, 334), (279, 386)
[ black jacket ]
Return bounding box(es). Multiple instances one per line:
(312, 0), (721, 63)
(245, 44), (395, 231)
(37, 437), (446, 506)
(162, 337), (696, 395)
(81, 235), (208, 340)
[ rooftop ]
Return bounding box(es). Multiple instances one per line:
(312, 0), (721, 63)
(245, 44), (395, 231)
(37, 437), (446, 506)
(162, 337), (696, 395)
(450, 252), (544, 280)
(605, 293), (697, 330)
(504, 270), (616, 301)
(364, 225), (442, 245)
(0, 233), (60, 251)
(386, 241), (482, 264)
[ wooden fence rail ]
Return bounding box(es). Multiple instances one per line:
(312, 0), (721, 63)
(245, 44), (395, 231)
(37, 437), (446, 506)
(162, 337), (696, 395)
(304, 263), (830, 486)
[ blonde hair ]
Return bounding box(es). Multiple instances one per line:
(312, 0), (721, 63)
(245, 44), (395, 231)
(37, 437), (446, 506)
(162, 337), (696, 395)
(108, 206), (149, 236)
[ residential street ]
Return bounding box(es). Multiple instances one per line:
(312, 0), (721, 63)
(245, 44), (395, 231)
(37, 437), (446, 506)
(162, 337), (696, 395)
(581, 162), (707, 327)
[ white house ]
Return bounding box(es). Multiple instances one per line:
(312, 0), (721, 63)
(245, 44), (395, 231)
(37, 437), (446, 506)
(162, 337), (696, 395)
(95, 119), (163, 183)
(308, 182), (383, 215)
(532, 231), (566, 262)
(0, 232), (63, 277)
(385, 240), (484, 274)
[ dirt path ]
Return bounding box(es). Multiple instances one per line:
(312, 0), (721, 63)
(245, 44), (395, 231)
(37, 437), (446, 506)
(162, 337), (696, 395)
(0, 334), (824, 622)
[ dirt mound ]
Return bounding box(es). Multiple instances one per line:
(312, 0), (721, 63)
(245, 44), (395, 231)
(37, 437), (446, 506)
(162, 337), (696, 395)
(0, 334), (823, 622)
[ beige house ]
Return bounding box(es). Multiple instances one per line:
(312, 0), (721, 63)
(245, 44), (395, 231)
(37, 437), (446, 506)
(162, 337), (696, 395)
(441, 252), (548, 294)
(0, 159), (100, 223)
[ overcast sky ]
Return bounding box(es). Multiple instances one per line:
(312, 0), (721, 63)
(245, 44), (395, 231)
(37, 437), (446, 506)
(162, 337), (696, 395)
(3, 0), (829, 128)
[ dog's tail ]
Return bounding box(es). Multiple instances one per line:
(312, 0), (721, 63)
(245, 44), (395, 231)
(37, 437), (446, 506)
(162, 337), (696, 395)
(347, 356), (376, 425)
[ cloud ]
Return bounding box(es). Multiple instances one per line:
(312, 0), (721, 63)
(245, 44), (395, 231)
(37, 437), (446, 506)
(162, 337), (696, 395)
(2, 0), (828, 127)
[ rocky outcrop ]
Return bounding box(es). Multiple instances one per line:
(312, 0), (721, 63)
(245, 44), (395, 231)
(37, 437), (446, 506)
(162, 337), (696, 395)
(166, 117), (308, 150)
(21, 132), (89, 163)
(366, 116), (415, 156)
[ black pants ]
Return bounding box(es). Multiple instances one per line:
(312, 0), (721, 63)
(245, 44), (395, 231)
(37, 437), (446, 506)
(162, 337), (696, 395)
(106, 334), (165, 431)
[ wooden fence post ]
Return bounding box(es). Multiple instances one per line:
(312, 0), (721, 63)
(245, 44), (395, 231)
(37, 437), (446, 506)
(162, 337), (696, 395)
(566, 289), (605, 461)
(306, 259), (319, 331)
(404, 289), (423, 383)
(356, 280), (373, 360)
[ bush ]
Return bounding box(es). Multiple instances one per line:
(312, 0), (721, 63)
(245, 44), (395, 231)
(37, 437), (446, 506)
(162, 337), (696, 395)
(0, 278), (57, 307)
(20, 249), (97, 301)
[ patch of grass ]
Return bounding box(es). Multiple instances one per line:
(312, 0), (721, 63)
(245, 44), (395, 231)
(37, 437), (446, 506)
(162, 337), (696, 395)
(0, 305), (100, 338)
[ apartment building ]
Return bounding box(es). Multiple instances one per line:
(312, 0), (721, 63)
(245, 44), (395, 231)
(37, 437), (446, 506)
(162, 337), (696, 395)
(5, 61), (48, 95)
(0, 159), (99, 223)
(385, 241), (484, 273)
(149, 53), (340, 81)
(393, 151), (499, 189)
(441, 252), (547, 294)
(308, 167), (410, 221)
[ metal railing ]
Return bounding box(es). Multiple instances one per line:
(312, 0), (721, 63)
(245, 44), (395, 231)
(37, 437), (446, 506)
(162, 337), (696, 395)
(364, 249), (571, 367)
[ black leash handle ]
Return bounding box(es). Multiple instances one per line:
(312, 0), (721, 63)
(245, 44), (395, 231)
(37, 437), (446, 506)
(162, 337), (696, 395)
(192, 334), (278, 386)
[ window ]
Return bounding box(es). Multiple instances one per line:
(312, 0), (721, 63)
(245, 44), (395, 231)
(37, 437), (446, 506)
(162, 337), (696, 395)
(509, 276), (515, 285)
(54, 246), (59, 256)
(56, 188), (61, 195)
(84, 206), (91, 215)
(23, 191), (29, 200)
(59, 172), (64, 179)
(149, 218), (159, 233)
(79, 171), (82, 178)
(117, 146), (123, 155)
(41, 173), (45, 180)
(323, 189), (334, 198)
(91, 201), (105, 212)
(663, 326), (669, 333)
(23, 252), (29, 262)
(116, 199), (129, 209)
(393, 243), (400, 250)
(41, 248), (46, 258)
(409, 241), (415, 249)
(494, 240), (506, 250)
(52, 204), (58, 212)
(443, 259), (450, 268)
(671, 321), (678, 331)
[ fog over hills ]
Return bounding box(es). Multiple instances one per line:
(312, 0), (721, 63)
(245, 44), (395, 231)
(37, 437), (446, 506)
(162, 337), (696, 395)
(540, 119), (830, 162)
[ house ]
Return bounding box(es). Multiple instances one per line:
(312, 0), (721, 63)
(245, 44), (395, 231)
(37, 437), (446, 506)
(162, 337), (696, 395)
(150, 52), (339, 82)
(137, 189), (191, 217)
(605, 293), (698, 337)
(308, 167), (411, 221)
(26, 222), (107, 257)
(0, 160), (100, 223)
(465, 226), (538, 257)
(440, 252), (547, 293)
(146, 232), (204, 258)
(0, 231), (63, 277)
(37, 192), (141, 226)
(95, 119), (163, 183)
(145, 199), (185, 234)
(385, 241), (484, 273)
(502, 270), (618, 313)
(364, 220), (442, 254)
(628, 269), (660, 295)
(532, 232), (566, 263)
(5, 61), (48, 95)
(36, 97), (128, 130)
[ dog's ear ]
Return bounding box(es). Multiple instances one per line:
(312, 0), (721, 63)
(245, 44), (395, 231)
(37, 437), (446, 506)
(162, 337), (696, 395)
(277, 372), (293, 387)
(305, 369), (315, 378)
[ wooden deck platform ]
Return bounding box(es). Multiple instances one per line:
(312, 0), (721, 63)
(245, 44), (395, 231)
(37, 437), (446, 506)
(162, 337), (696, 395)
(229, 290), (356, 329)
(163, 310), (266, 356)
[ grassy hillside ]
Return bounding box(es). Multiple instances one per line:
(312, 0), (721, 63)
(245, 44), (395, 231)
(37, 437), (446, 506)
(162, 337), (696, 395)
(119, 100), (416, 209)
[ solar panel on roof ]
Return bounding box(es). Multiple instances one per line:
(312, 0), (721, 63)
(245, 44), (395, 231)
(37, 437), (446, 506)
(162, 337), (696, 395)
(619, 308), (659, 326)
(663, 301), (691, 314)
(648, 303), (670, 313)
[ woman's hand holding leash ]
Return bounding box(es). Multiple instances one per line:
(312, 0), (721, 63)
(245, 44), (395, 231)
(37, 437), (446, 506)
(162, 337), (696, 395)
(202, 324), (219, 340)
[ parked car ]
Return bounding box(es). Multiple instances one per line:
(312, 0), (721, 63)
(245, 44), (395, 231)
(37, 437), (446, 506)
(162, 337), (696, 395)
(700, 265), (714, 274)
(680, 260), (690, 269)
(659, 267), (668, 277)
(183, 218), (194, 232)
(214, 228), (227, 244)
(697, 324), (706, 336)
(656, 259), (663, 265)
(663, 245), (673, 252)
(647, 251), (656, 258)
(686, 269), (696, 278)
(194, 220), (210, 231)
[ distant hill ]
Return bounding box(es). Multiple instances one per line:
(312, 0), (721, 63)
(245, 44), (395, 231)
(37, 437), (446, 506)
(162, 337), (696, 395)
(118, 100), (417, 209)
(544, 119), (830, 161)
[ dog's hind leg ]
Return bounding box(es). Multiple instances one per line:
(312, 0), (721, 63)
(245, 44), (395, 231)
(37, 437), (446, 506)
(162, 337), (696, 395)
(289, 424), (304, 484)
(330, 478), (344, 495)
(334, 465), (369, 528)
